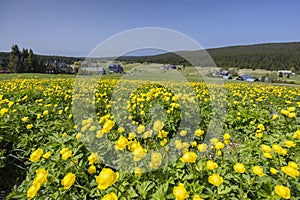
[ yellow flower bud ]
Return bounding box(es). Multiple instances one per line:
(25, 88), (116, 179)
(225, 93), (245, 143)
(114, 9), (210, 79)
(61, 173), (75, 189)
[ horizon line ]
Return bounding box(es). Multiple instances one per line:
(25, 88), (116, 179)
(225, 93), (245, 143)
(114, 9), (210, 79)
(1, 40), (299, 58)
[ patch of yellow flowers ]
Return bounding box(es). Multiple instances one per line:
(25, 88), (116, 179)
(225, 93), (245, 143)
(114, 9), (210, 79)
(1, 77), (300, 199)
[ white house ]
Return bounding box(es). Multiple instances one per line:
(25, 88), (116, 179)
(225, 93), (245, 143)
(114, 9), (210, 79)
(277, 70), (296, 76)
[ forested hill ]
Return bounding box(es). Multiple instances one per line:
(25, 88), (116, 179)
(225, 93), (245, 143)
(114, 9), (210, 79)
(0, 52), (82, 70)
(117, 42), (300, 72)
(1, 42), (300, 72)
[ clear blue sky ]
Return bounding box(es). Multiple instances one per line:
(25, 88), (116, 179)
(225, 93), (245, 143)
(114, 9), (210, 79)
(1, 0), (299, 56)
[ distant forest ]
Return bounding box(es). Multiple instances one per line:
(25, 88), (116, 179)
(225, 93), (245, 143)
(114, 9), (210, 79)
(1, 42), (300, 73)
(0, 45), (82, 73)
(117, 42), (300, 72)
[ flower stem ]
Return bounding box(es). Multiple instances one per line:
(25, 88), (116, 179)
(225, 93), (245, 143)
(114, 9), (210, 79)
(113, 185), (128, 200)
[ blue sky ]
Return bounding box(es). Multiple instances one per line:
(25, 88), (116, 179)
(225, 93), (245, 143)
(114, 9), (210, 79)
(1, 0), (299, 56)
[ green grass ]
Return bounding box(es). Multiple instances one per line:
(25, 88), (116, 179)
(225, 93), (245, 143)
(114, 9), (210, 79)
(1, 64), (299, 85)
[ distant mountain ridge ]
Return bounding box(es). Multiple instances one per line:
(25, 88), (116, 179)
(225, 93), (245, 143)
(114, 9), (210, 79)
(1, 42), (300, 72)
(117, 42), (300, 72)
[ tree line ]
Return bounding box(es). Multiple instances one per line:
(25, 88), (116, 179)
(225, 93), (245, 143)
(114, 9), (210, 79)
(0, 44), (82, 73)
(117, 42), (300, 73)
(5, 44), (46, 73)
(1, 42), (300, 73)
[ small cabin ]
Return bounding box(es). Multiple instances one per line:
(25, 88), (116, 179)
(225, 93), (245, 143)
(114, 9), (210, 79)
(108, 64), (124, 73)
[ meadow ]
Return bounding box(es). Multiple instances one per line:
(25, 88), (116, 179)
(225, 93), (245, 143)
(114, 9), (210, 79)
(0, 73), (299, 200)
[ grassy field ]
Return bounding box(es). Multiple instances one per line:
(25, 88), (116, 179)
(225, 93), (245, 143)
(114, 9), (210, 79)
(1, 63), (299, 85)
(1, 73), (299, 199)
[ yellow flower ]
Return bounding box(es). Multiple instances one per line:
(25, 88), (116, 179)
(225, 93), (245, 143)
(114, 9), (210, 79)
(285, 140), (295, 148)
(210, 138), (219, 145)
(252, 166), (264, 177)
(234, 163), (245, 173)
(293, 130), (300, 139)
(117, 127), (125, 133)
(281, 109), (289, 116)
(150, 152), (162, 169)
(281, 166), (299, 178)
(128, 140), (140, 151)
(137, 125), (145, 134)
(181, 151), (197, 163)
(143, 130), (153, 139)
(33, 169), (48, 185)
(81, 125), (89, 132)
(180, 130), (187, 137)
(132, 146), (147, 161)
(173, 183), (189, 200)
(256, 133), (263, 138)
(214, 141), (225, 150)
(288, 161), (298, 170)
(270, 167), (278, 174)
(29, 148), (43, 162)
(159, 138), (168, 147)
(153, 120), (164, 132)
(191, 141), (197, 147)
(193, 194), (204, 200)
(61, 149), (72, 160)
(88, 152), (99, 165)
(134, 167), (143, 177)
(115, 136), (128, 150)
(257, 124), (265, 131)
(281, 148), (288, 156)
(207, 160), (218, 170)
(208, 174), (224, 187)
(26, 124), (33, 129)
(195, 129), (204, 137)
(223, 133), (231, 140)
(274, 185), (290, 199)
(102, 120), (115, 133)
(59, 147), (68, 155)
(76, 132), (83, 139)
(43, 110), (49, 115)
(263, 151), (273, 159)
(27, 184), (40, 199)
(61, 173), (76, 189)
(96, 168), (119, 189)
(217, 150), (222, 156)
(102, 192), (118, 200)
(197, 143), (207, 152)
(261, 144), (272, 153)
(0, 108), (9, 116)
(88, 165), (97, 174)
(128, 132), (136, 140)
(89, 125), (97, 131)
(287, 106), (296, 112)
(42, 152), (51, 159)
(96, 130), (104, 138)
(22, 117), (29, 122)
(272, 114), (279, 120)
(272, 144), (283, 154)
(288, 112), (296, 118)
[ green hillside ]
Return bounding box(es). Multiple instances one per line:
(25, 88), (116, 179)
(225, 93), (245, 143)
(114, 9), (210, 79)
(1, 42), (300, 72)
(117, 42), (300, 72)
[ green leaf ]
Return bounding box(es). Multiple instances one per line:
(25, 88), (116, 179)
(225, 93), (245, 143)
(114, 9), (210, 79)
(218, 186), (231, 195)
(128, 187), (139, 199)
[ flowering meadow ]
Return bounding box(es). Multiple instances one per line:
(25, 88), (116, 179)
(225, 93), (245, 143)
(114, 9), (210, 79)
(0, 75), (299, 199)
